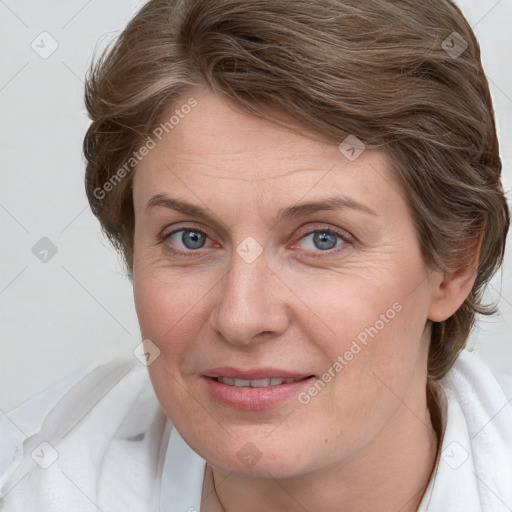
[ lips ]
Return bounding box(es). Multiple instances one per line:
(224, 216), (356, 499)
(202, 366), (311, 380)
(215, 376), (304, 387)
(202, 367), (315, 409)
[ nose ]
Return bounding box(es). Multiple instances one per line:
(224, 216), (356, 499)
(209, 249), (291, 346)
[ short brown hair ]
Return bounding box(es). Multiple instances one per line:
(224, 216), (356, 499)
(84, 0), (510, 380)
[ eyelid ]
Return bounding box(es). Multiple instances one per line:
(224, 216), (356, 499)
(161, 222), (214, 242)
(287, 224), (353, 256)
(158, 223), (220, 256)
(158, 222), (353, 257)
(292, 223), (353, 243)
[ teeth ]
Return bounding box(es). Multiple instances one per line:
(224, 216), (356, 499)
(216, 376), (302, 387)
(251, 378), (272, 387)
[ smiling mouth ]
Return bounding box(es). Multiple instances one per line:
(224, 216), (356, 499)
(203, 372), (315, 409)
(214, 376), (311, 387)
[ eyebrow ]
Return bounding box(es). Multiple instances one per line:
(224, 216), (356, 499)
(145, 194), (377, 225)
(275, 196), (377, 222)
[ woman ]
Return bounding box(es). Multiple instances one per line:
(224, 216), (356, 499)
(1, 0), (511, 511)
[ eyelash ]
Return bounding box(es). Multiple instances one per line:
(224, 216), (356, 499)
(290, 226), (351, 258)
(158, 223), (352, 259)
(159, 225), (218, 257)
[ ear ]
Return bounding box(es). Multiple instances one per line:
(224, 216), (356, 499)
(427, 232), (483, 322)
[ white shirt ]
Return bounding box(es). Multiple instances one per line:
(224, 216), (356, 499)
(1, 350), (511, 511)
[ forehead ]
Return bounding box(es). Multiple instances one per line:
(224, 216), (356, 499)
(133, 87), (403, 214)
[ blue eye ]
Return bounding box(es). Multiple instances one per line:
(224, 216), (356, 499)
(161, 225), (348, 257)
(168, 229), (208, 250)
(299, 230), (344, 251)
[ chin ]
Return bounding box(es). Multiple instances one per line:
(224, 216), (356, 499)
(187, 425), (325, 478)
(208, 451), (309, 479)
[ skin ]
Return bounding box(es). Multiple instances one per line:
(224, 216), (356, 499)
(132, 86), (477, 512)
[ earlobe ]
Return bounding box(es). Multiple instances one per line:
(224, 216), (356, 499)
(427, 265), (478, 322)
(427, 223), (484, 322)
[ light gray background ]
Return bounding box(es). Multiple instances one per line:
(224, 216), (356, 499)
(1, 0), (511, 411)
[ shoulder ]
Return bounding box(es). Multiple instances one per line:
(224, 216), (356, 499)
(438, 349), (512, 509)
(494, 368), (512, 398)
(446, 348), (512, 402)
(0, 358), (165, 510)
(441, 348), (512, 426)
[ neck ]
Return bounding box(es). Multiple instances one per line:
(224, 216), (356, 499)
(212, 376), (440, 512)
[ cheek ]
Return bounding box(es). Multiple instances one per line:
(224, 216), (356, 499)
(132, 263), (190, 384)
(285, 268), (409, 361)
(132, 268), (215, 426)
(132, 247), (213, 340)
(287, 290), (427, 466)
(290, 259), (430, 410)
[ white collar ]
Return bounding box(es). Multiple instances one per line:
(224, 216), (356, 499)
(160, 425), (207, 512)
(418, 350), (512, 511)
(417, 387), (482, 511)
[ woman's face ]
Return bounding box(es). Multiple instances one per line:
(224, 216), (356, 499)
(132, 87), (439, 477)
